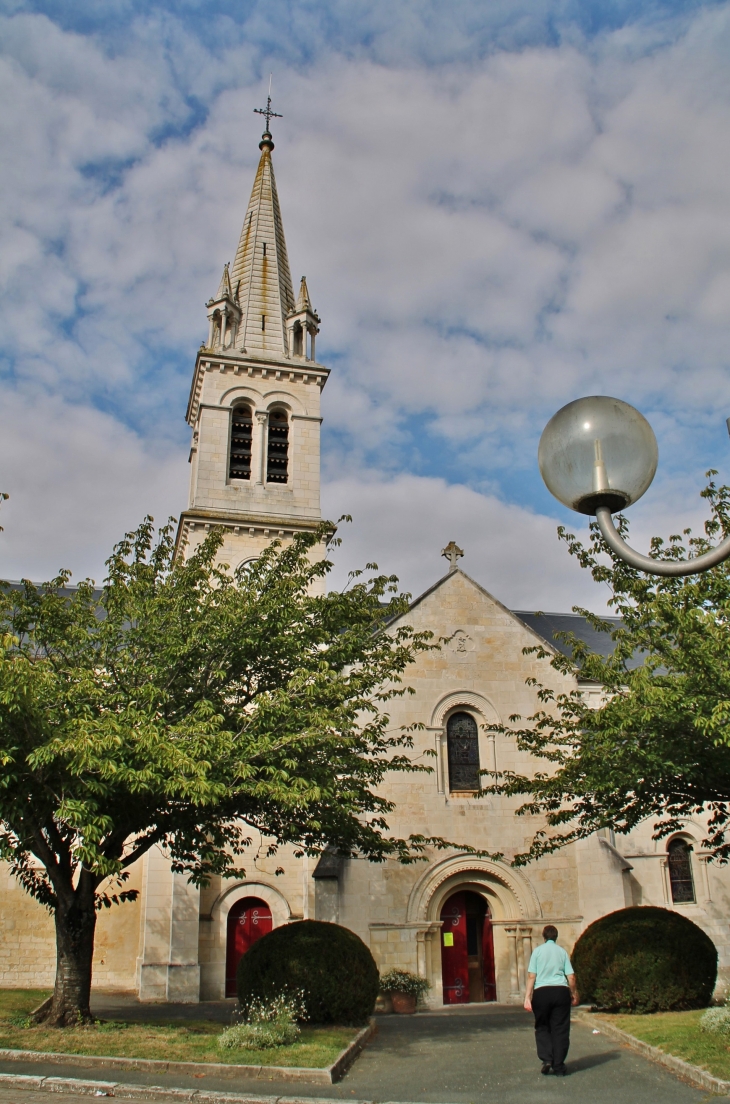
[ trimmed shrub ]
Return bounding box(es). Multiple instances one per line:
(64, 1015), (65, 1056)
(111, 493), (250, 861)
(573, 906), (717, 1013)
(236, 920), (379, 1025)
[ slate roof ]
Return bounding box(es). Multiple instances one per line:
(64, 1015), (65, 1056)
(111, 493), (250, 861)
(511, 609), (644, 671)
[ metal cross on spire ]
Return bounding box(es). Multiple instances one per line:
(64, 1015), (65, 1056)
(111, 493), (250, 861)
(254, 76), (282, 133)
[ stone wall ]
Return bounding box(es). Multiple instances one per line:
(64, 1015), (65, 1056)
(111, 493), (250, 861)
(0, 859), (143, 992)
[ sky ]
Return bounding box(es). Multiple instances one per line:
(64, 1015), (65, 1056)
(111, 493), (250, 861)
(1, 0), (730, 611)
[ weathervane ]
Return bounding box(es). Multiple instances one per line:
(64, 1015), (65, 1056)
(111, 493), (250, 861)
(254, 75), (282, 134)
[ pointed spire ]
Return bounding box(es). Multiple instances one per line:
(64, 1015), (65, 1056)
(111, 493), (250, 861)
(296, 276), (312, 312)
(215, 262), (233, 302)
(228, 134), (295, 358)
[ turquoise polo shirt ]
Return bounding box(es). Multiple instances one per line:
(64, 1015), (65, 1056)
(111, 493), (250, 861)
(528, 940), (574, 989)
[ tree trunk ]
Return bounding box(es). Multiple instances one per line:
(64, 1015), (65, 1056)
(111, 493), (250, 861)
(40, 895), (97, 1026)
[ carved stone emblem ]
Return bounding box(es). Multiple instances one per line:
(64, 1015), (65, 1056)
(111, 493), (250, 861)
(449, 630), (475, 656)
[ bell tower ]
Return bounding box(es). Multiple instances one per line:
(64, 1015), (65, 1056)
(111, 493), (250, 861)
(176, 117), (328, 567)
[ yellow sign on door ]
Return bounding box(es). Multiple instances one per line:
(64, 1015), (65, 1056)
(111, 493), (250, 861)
(443, 932), (454, 946)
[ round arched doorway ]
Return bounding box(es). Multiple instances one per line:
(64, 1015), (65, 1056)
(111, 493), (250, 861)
(440, 890), (496, 1004)
(225, 897), (273, 997)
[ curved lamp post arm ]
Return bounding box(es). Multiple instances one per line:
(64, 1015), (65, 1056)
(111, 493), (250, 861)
(595, 505), (730, 577)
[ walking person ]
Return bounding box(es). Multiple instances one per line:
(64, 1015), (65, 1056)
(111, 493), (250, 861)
(523, 924), (579, 1076)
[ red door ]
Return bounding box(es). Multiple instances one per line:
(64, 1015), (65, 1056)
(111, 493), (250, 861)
(482, 913), (497, 1001)
(440, 891), (469, 1004)
(225, 897), (272, 997)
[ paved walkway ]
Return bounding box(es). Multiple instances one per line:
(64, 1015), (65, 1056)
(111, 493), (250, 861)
(0, 998), (718, 1104)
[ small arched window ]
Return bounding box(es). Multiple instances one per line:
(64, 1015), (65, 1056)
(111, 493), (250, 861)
(447, 712), (480, 792)
(668, 839), (695, 903)
(267, 409), (289, 484)
(229, 404), (252, 480)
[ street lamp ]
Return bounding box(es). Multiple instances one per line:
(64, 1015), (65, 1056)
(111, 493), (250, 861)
(538, 396), (730, 577)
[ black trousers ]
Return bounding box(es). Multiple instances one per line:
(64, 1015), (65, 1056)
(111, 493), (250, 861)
(532, 985), (572, 1069)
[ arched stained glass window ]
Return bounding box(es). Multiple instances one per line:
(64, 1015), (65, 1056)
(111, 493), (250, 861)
(229, 404), (252, 480)
(668, 839), (695, 904)
(267, 409), (289, 483)
(447, 712), (480, 792)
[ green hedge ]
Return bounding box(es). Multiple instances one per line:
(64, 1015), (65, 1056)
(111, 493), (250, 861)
(573, 906), (717, 1013)
(236, 919), (379, 1025)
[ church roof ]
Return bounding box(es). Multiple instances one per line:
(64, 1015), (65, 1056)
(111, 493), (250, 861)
(392, 567), (639, 673)
(228, 133), (295, 358)
(510, 609), (632, 665)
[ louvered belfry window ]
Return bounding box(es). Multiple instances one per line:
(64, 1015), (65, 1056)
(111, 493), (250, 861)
(668, 839), (696, 903)
(267, 409), (289, 483)
(447, 712), (480, 792)
(228, 405), (252, 480)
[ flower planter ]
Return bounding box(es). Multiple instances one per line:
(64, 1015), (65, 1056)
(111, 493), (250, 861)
(391, 991), (417, 1014)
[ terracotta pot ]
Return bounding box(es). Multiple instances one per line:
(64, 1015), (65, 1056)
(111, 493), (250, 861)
(391, 991), (417, 1014)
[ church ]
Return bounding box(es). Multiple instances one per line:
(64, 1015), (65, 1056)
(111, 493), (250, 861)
(1, 119), (729, 1007)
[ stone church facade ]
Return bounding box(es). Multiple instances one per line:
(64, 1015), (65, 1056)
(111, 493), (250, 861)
(2, 124), (729, 1005)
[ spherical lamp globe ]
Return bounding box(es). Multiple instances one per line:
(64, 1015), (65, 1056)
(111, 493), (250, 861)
(538, 396), (658, 516)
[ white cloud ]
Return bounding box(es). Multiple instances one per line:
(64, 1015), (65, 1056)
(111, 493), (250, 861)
(1, 5), (730, 606)
(0, 390), (187, 583)
(322, 473), (603, 612)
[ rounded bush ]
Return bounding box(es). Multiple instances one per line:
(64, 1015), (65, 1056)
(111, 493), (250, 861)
(573, 906), (717, 1013)
(236, 920), (379, 1024)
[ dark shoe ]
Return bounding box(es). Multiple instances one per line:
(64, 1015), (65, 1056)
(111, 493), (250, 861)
(541, 1062), (552, 1075)
(553, 1065), (568, 1076)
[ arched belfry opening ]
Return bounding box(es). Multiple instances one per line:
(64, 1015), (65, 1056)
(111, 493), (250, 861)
(229, 405), (253, 481)
(267, 409), (289, 483)
(440, 890), (496, 1004)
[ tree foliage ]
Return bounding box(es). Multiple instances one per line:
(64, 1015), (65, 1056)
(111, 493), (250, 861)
(489, 476), (730, 864)
(0, 518), (444, 1022)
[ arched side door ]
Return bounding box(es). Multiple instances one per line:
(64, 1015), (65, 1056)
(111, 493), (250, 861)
(440, 891), (469, 1004)
(225, 896), (273, 997)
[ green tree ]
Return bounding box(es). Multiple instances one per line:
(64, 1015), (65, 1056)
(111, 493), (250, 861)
(0, 519), (440, 1026)
(490, 477), (730, 866)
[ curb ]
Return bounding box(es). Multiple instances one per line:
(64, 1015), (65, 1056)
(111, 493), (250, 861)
(0, 1021), (375, 1088)
(574, 1011), (730, 1095)
(0, 1073), (357, 1102)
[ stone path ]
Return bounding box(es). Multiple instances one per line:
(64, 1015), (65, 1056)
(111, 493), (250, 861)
(0, 999), (718, 1104)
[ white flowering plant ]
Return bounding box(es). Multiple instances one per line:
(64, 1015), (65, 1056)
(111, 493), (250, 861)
(700, 1003), (730, 1036)
(218, 992), (308, 1051)
(379, 969), (430, 999)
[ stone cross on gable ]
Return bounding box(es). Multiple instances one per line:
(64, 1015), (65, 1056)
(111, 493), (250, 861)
(441, 541), (464, 573)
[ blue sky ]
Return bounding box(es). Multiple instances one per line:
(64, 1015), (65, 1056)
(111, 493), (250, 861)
(1, 0), (730, 609)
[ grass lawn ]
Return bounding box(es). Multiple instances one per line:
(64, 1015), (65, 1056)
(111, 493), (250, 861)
(0, 990), (357, 1068)
(597, 1010), (730, 1081)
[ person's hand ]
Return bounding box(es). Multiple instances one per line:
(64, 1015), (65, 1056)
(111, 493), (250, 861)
(524, 998), (532, 1011)
(571, 991), (580, 1006)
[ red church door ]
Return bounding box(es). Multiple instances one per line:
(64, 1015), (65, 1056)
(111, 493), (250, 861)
(440, 892), (469, 1004)
(225, 897), (272, 997)
(481, 910), (497, 1002)
(440, 890), (497, 1004)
